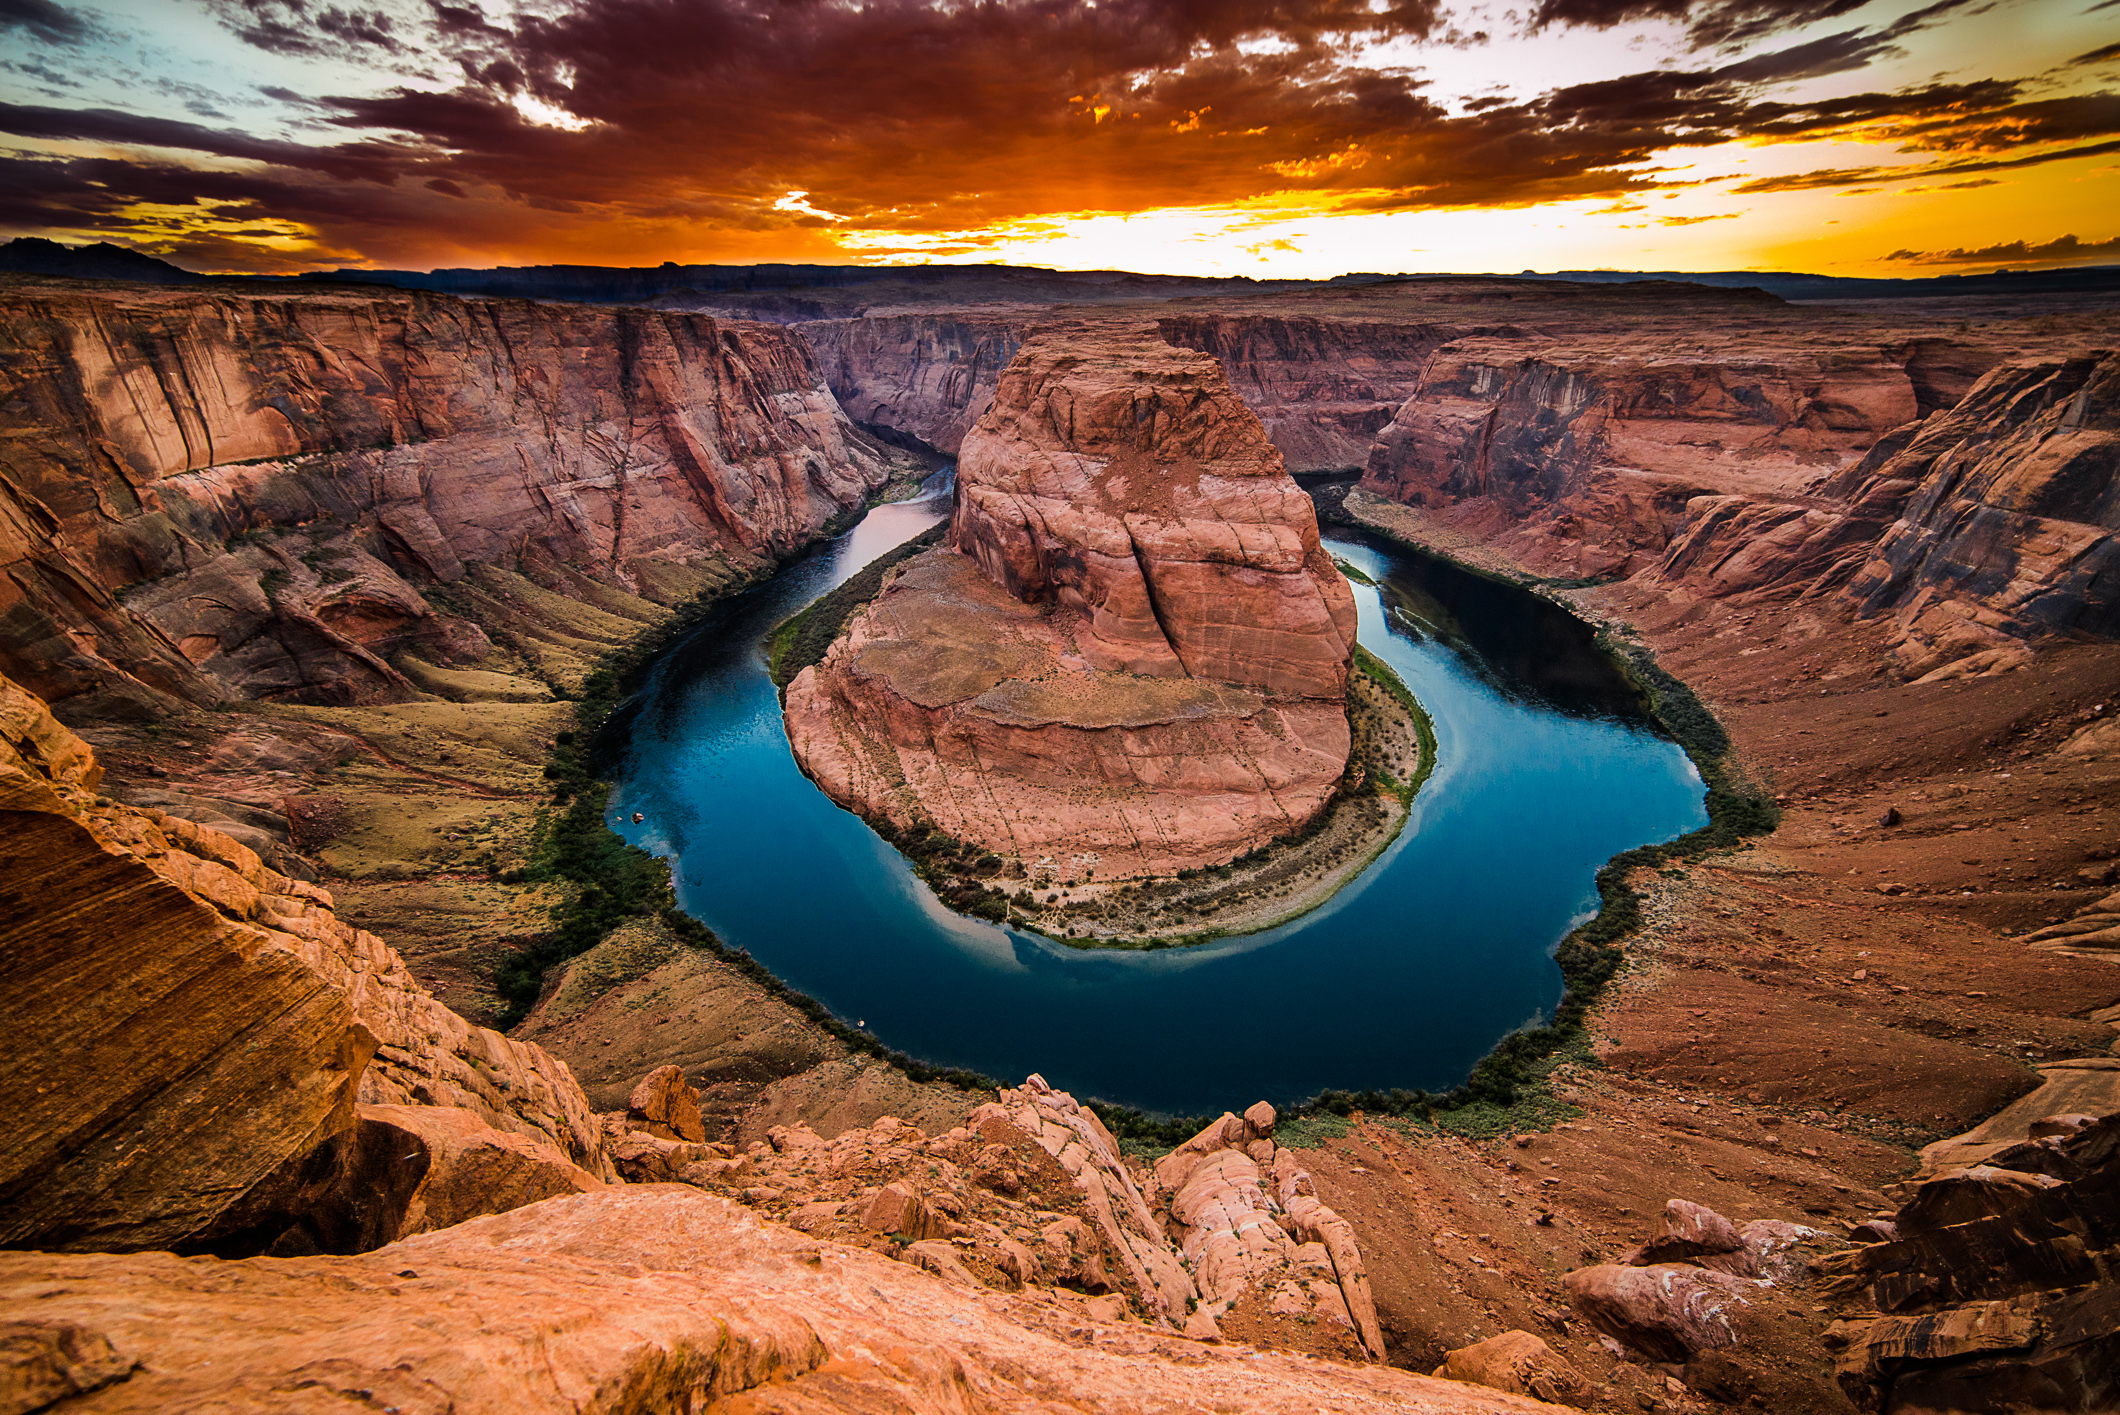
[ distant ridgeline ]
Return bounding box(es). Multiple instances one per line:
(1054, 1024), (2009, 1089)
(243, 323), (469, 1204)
(3, 236), (2117, 306)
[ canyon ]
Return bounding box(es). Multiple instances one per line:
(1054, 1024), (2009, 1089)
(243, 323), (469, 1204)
(783, 326), (1360, 879)
(1, 263), (2117, 1414)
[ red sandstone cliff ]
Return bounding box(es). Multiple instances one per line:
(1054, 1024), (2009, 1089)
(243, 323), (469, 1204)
(1345, 306), (2114, 675)
(0, 278), (895, 714)
(1154, 314), (1470, 472)
(784, 328), (1357, 877)
(801, 313), (1026, 454)
(0, 670), (616, 1254)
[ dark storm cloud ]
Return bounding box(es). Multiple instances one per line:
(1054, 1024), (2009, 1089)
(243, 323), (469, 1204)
(1884, 232), (2120, 263)
(1527, 0), (1873, 46)
(0, 100), (413, 182)
(1, 0), (2111, 267)
(1734, 134), (2120, 191)
(0, 0), (89, 44)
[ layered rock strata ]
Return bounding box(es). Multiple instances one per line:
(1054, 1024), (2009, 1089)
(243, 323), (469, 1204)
(1827, 1110), (2120, 1412)
(1155, 314), (1466, 471)
(784, 329), (1358, 877)
(801, 313), (1026, 453)
(1354, 325), (2116, 676)
(0, 670), (616, 1253)
(0, 278), (894, 714)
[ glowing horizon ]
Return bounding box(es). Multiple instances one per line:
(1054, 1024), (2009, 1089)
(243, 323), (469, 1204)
(1, 0), (2113, 279)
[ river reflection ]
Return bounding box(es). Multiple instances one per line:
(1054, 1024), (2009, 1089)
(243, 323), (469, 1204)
(609, 475), (1705, 1114)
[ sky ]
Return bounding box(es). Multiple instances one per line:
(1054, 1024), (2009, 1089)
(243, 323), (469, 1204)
(0, 0), (2115, 277)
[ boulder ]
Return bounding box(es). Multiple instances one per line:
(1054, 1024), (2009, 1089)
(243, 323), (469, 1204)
(1436, 1330), (1588, 1405)
(901, 1239), (979, 1287)
(344, 1105), (604, 1243)
(625, 1064), (706, 1143)
(209, 1104), (608, 1257)
(861, 1181), (956, 1241)
(1562, 1264), (1754, 1363)
(600, 1120), (719, 1185)
(0, 1320), (137, 1411)
(1626, 1198), (1754, 1276)
(1895, 1166), (2064, 1235)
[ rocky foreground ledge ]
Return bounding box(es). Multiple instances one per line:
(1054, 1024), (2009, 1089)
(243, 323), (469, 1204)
(784, 326), (1360, 880)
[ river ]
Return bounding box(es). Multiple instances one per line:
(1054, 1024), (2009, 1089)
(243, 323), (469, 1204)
(608, 470), (1705, 1115)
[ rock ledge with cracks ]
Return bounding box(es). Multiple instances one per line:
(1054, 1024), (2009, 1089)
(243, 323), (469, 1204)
(784, 327), (1359, 877)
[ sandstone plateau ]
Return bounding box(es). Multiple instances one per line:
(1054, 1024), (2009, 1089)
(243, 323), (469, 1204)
(784, 327), (1358, 877)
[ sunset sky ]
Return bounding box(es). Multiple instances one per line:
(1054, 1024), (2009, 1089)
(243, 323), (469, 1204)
(1, 0), (2114, 277)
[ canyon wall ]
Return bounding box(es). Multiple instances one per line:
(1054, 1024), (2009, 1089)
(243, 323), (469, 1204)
(0, 278), (895, 715)
(785, 327), (1358, 877)
(1358, 339), (1930, 580)
(802, 310), (1461, 472)
(0, 670), (615, 1254)
(800, 313), (1026, 453)
(1350, 321), (2116, 674)
(1154, 314), (1470, 472)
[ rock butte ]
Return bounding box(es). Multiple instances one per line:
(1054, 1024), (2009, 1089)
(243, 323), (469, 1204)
(784, 327), (1359, 877)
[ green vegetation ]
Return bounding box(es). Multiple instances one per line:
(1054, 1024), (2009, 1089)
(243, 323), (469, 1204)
(1273, 1111), (1354, 1150)
(769, 524), (945, 688)
(1229, 513), (1781, 1140)
(1333, 556), (1377, 587)
(1354, 643), (1436, 802)
(491, 521), (999, 1094)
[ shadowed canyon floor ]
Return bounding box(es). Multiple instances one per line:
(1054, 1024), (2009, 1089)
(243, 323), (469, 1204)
(3, 269), (2118, 1413)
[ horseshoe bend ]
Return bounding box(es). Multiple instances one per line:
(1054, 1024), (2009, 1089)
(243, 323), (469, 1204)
(0, 252), (2116, 1415)
(784, 327), (1370, 893)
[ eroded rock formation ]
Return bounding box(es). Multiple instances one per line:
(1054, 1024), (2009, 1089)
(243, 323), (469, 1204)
(784, 328), (1358, 877)
(1155, 314), (1466, 471)
(0, 278), (895, 715)
(1149, 1103), (1387, 1358)
(1827, 1110), (2120, 1412)
(802, 313), (1026, 453)
(0, 670), (616, 1254)
(0, 1185), (1556, 1415)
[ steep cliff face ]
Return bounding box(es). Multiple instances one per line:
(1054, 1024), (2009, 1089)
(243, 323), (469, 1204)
(785, 328), (1357, 877)
(801, 311), (1462, 473)
(0, 279), (895, 714)
(1360, 340), (1927, 579)
(1349, 325), (2119, 674)
(0, 670), (616, 1254)
(1155, 314), (1469, 471)
(1839, 354), (2120, 676)
(801, 313), (1026, 454)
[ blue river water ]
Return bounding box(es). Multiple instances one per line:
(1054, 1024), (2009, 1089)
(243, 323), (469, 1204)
(608, 471), (1706, 1115)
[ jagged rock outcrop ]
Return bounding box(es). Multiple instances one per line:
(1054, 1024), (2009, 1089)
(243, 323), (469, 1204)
(784, 328), (1357, 876)
(1828, 1110), (2120, 1412)
(0, 671), (616, 1253)
(0, 1186), (1560, 1414)
(0, 279), (895, 714)
(1836, 353), (2119, 678)
(801, 313), (1026, 453)
(1148, 1103), (1386, 1358)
